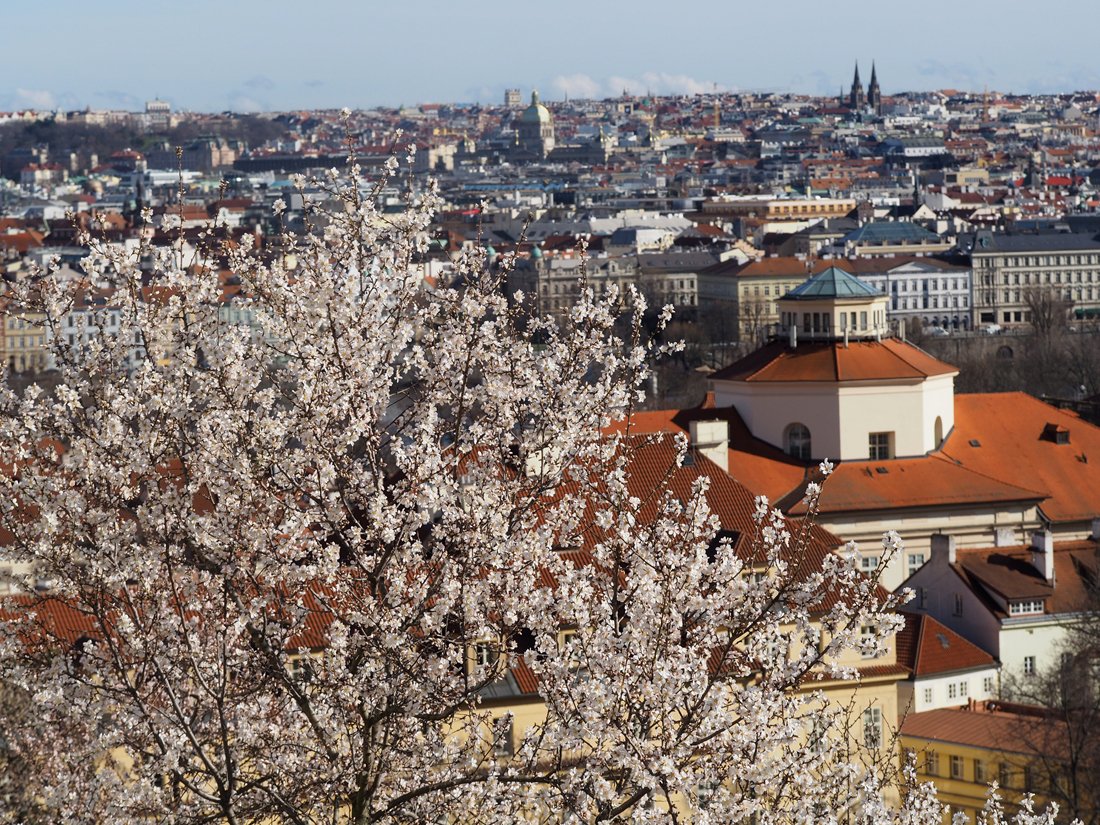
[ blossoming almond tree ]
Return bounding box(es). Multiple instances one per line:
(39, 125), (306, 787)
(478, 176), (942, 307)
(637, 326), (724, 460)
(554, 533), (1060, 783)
(0, 148), (1071, 824)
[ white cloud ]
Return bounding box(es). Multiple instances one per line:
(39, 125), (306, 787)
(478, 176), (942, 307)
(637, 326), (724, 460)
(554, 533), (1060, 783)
(227, 94), (264, 113)
(14, 88), (56, 110)
(550, 73), (603, 100)
(550, 72), (722, 101)
(638, 72), (719, 96)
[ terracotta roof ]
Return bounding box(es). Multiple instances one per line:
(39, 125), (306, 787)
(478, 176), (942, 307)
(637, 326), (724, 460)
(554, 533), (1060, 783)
(711, 339), (958, 384)
(785, 454), (1045, 516)
(0, 230), (46, 253)
(952, 540), (1099, 617)
(901, 701), (1064, 757)
(609, 397), (810, 505)
(894, 611), (996, 678)
(943, 393), (1100, 525)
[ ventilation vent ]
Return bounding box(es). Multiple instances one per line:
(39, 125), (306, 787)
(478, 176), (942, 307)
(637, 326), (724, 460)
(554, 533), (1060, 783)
(968, 439), (981, 447)
(875, 466), (889, 474)
(936, 632), (950, 649)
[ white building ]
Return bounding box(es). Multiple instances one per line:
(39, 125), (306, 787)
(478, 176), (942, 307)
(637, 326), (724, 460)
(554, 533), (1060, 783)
(895, 610), (1001, 713)
(903, 532), (1099, 679)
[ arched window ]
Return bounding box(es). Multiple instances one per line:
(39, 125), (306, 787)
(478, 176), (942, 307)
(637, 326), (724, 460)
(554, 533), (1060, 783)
(934, 416), (943, 449)
(785, 423), (812, 460)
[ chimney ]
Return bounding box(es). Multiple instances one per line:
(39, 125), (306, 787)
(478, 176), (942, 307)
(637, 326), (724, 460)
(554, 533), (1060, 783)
(689, 419), (729, 473)
(931, 533), (957, 565)
(1030, 530), (1055, 584)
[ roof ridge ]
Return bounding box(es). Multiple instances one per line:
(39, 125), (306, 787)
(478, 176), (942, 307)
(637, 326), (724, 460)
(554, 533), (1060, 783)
(882, 338), (957, 375)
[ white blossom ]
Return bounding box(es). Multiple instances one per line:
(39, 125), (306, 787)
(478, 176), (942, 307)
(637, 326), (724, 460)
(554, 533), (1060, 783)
(0, 161), (1072, 825)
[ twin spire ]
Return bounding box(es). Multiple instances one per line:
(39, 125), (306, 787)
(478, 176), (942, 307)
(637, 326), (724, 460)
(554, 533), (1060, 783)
(849, 61), (881, 113)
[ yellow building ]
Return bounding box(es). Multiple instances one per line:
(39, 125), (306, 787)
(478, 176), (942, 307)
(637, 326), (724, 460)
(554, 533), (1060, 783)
(900, 700), (1077, 824)
(0, 300), (48, 373)
(697, 256), (817, 344)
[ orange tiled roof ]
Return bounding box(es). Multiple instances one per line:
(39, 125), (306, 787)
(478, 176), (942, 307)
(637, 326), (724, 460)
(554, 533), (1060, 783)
(785, 454), (1045, 517)
(609, 398), (810, 505)
(711, 339), (958, 384)
(943, 393), (1100, 525)
(901, 701), (1063, 757)
(894, 611), (996, 678)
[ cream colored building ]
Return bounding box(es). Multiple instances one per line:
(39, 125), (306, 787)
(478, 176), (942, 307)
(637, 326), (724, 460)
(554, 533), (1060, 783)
(701, 196), (856, 221)
(0, 306), (48, 373)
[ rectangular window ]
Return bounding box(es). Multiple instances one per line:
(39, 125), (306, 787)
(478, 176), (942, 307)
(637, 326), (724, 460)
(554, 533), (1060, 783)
(922, 687), (933, 704)
(1023, 656), (1036, 677)
(861, 555), (880, 573)
(951, 755), (964, 779)
(863, 707), (882, 749)
(860, 311), (868, 330)
(959, 680), (968, 697)
(493, 717), (514, 756)
(869, 432), (893, 461)
(983, 676), (995, 694)
(954, 593), (964, 616)
(948, 683), (957, 699)
(974, 759), (987, 783)
(860, 625), (877, 658)
(474, 642), (499, 670)
(1009, 600), (1044, 615)
(926, 750), (940, 776)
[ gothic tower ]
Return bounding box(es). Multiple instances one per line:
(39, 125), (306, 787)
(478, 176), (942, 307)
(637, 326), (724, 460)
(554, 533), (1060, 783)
(867, 62), (882, 114)
(849, 62), (866, 111)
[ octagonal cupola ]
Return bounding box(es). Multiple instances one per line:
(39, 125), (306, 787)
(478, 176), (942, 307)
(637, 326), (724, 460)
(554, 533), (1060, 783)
(777, 265), (890, 345)
(711, 264), (958, 463)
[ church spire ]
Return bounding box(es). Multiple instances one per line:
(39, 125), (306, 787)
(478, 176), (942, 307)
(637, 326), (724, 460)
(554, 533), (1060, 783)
(849, 61), (866, 111)
(867, 61), (882, 114)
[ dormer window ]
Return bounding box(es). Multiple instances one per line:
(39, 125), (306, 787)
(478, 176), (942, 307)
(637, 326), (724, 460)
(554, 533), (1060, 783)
(1042, 423), (1070, 445)
(1008, 600), (1044, 616)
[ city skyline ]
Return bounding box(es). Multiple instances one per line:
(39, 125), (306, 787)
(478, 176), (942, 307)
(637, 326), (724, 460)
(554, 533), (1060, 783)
(2, 0), (1100, 113)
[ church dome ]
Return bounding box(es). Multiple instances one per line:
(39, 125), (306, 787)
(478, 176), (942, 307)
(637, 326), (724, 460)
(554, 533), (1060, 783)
(520, 90), (552, 124)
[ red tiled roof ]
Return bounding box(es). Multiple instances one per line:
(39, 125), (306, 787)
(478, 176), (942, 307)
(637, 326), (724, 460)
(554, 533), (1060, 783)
(0, 230), (46, 253)
(786, 454), (1045, 516)
(711, 339), (958, 384)
(901, 701), (1064, 757)
(609, 398), (810, 505)
(894, 611), (996, 678)
(943, 393), (1100, 524)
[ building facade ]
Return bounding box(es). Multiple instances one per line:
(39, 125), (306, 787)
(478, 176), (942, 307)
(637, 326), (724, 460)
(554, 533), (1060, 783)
(969, 229), (1100, 328)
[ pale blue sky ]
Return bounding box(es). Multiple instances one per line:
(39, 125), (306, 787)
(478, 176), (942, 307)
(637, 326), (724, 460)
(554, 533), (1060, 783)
(2, 0), (1098, 112)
